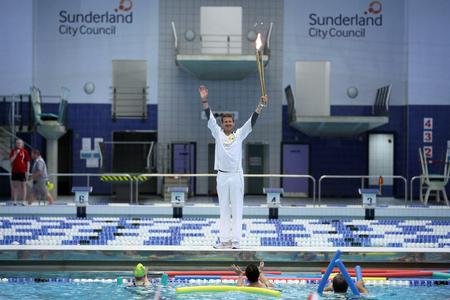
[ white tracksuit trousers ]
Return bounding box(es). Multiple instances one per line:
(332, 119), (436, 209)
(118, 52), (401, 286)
(216, 171), (244, 243)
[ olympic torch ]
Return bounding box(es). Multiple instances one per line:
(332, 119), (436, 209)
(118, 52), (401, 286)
(255, 33), (267, 106)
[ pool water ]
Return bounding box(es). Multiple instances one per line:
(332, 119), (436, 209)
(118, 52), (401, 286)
(0, 277), (449, 300)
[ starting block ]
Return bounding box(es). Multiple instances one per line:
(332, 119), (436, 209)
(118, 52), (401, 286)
(359, 188), (378, 220)
(359, 188), (378, 208)
(263, 187), (284, 219)
(168, 187), (188, 218)
(72, 186), (92, 218)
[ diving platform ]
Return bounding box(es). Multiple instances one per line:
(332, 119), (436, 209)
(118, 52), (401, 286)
(289, 116), (389, 138)
(171, 21), (273, 80)
(285, 85), (391, 137)
(176, 54), (268, 80)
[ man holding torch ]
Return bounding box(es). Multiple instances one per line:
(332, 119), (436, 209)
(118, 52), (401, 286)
(198, 33), (268, 249)
(199, 86), (267, 249)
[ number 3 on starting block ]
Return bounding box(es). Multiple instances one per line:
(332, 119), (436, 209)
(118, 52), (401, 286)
(359, 188), (378, 208)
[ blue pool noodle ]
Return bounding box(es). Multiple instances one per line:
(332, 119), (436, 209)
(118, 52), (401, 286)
(335, 259), (360, 296)
(355, 265), (363, 281)
(317, 249), (341, 294)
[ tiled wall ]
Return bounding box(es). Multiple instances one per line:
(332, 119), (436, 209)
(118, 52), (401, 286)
(406, 105), (450, 197)
(282, 104), (449, 198)
(65, 103), (157, 194)
(158, 0), (284, 194)
(5, 103), (157, 195)
(1, 1), (449, 200)
(283, 105), (404, 198)
(1, 99), (448, 199)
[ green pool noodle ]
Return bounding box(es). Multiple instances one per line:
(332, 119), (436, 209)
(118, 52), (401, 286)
(161, 273), (168, 286)
(432, 272), (450, 279)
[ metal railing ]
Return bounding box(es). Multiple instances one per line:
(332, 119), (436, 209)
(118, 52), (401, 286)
(318, 175), (408, 205)
(1, 95), (31, 137)
(0, 172), (135, 205)
(200, 34), (243, 54)
(0, 172), (314, 206)
(99, 141), (155, 170)
(48, 173), (134, 204)
(170, 22), (269, 56)
(111, 87), (148, 120)
(136, 173), (315, 205)
(0, 127), (34, 151)
(4, 171), (438, 208)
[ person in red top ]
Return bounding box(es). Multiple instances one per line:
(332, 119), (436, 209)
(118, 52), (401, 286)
(9, 139), (30, 204)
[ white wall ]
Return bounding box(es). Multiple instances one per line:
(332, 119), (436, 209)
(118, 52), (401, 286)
(0, 0), (33, 95)
(407, 0), (450, 105)
(33, 0), (159, 103)
(283, 0), (407, 106)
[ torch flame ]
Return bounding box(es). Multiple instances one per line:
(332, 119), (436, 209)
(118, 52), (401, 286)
(255, 33), (263, 50)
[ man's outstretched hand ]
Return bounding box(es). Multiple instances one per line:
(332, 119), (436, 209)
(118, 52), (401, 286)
(198, 85), (208, 102)
(260, 95), (268, 107)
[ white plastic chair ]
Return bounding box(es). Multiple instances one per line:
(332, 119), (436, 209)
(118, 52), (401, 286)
(418, 148), (449, 206)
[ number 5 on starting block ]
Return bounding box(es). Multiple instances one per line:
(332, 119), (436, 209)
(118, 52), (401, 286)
(168, 187), (188, 207)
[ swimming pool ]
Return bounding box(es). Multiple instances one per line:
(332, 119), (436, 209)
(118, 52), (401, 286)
(0, 273), (448, 300)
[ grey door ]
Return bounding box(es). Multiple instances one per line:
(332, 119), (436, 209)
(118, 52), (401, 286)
(282, 143), (309, 197)
(246, 144), (266, 194)
(208, 143), (217, 195)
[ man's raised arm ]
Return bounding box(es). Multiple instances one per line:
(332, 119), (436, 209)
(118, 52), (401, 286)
(250, 95), (268, 128)
(198, 85), (211, 120)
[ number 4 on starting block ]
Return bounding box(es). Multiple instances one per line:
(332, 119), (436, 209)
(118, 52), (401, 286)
(263, 188), (284, 208)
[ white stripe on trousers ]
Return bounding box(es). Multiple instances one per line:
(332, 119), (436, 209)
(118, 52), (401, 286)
(216, 171), (244, 243)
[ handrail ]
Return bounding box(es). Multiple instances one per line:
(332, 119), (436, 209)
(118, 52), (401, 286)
(318, 175), (408, 206)
(111, 85), (147, 120)
(137, 173), (315, 205)
(7, 172), (437, 208)
(0, 172), (314, 206)
(146, 142), (154, 171)
(109, 86), (149, 90)
(10, 95), (15, 138)
(0, 127), (34, 150)
(101, 141), (154, 144)
(201, 34), (242, 37)
(98, 141), (155, 170)
(48, 173), (134, 204)
(410, 175), (450, 203)
(171, 21), (178, 52)
(266, 22), (273, 51)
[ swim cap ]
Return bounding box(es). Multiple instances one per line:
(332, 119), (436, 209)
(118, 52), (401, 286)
(134, 263), (146, 278)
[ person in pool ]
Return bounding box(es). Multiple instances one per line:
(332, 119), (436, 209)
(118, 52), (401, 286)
(324, 273), (368, 294)
(131, 263), (150, 286)
(232, 261), (274, 288)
